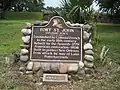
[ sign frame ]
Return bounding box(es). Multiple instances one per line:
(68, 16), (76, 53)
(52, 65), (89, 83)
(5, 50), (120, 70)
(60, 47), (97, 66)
(30, 16), (83, 63)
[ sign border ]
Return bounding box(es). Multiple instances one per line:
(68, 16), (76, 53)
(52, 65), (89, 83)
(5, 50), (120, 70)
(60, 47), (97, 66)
(30, 16), (83, 63)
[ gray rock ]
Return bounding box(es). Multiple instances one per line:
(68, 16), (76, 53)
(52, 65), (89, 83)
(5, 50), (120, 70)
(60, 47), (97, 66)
(70, 23), (83, 27)
(50, 63), (59, 72)
(34, 21), (41, 26)
(21, 29), (26, 34)
(33, 62), (41, 71)
(5, 57), (10, 65)
(71, 23), (81, 27)
(21, 49), (29, 55)
(84, 60), (94, 68)
(41, 63), (51, 72)
(21, 29), (31, 35)
(84, 43), (93, 50)
(35, 82), (43, 86)
(83, 24), (92, 31)
(25, 22), (32, 28)
(79, 61), (84, 69)
(70, 24), (76, 27)
(89, 39), (92, 43)
(67, 63), (79, 72)
(80, 24), (84, 27)
(83, 31), (91, 40)
(68, 75), (72, 80)
(75, 23), (82, 27)
(85, 50), (94, 55)
(27, 62), (34, 70)
(19, 66), (25, 71)
(36, 69), (43, 77)
(84, 55), (94, 61)
(84, 68), (93, 74)
(77, 68), (85, 75)
(42, 21), (48, 25)
(20, 55), (28, 62)
(19, 72), (24, 75)
(66, 21), (71, 25)
(22, 36), (30, 43)
(84, 67), (91, 71)
(26, 71), (33, 74)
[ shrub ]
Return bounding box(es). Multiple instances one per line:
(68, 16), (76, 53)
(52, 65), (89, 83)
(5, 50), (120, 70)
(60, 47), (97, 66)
(5, 12), (43, 20)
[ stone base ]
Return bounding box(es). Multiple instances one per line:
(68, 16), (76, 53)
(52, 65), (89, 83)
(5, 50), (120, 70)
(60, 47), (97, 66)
(19, 21), (95, 82)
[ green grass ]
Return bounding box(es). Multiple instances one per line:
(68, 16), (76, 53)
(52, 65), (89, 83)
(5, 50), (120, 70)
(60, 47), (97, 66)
(97, 24), (120, 63)
(0, 20), (34, 54)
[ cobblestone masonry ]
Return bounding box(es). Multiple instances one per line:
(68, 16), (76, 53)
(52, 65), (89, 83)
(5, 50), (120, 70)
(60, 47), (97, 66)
(20, 19), (94, 75)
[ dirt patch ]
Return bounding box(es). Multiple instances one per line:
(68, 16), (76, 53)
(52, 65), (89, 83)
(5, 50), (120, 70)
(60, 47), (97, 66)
(0, 55), (120, 90)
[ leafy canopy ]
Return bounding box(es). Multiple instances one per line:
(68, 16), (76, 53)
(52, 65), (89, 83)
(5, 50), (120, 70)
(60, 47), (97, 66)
(60, 0), (94, 23)
(96, 0), (120, 16)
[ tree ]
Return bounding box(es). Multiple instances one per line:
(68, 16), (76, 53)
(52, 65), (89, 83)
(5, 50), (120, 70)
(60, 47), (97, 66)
(59, 0), (94, 23)
(96, 0), (120, 23)
(0, 0), (18, 19)
(10, 0), (44, 12)
(0, 0), (44, 19)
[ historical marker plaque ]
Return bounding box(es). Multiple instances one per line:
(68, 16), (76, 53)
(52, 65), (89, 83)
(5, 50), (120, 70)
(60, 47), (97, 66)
(30, 16), (83, 62)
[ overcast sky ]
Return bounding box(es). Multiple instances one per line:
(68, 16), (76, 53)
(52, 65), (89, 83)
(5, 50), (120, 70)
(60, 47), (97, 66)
(44, 0), (61, 7)
(44, 0), (99, 10)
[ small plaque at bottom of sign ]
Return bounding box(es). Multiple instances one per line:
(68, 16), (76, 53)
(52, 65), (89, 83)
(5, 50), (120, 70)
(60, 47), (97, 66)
(43, 74), (68, 83)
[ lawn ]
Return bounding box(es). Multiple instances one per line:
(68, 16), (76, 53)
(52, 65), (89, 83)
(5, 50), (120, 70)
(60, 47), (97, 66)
(97, 24), (120, 63)
(0, 20), (120, 90)
(0, 20), (34, 54)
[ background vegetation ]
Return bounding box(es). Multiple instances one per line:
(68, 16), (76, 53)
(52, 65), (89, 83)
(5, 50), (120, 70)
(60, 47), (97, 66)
(0, 0), (44, 19)
(0, 0), (120, 89)
(6, 12), (43, 20)
(96, 0), (120, 23)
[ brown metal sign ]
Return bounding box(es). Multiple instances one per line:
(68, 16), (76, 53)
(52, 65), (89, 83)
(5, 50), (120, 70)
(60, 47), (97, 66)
(30, 16), (83, 63)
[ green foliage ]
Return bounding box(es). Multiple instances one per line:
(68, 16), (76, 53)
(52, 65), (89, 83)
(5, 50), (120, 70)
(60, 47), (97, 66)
(0, 0), (17, 11)
(0, 0), (18, 19)
(0, 0), (44, 19)
(96, 0), (120, 23)
(91, 23), (100, 48)
(59, 0), (94, 23)
(5, 12), (43, 20)
(0, 20), (34, 54)
(95, 24), (120, 65)
(10, 0), (45, 12)
(96, 0), (120, 14)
